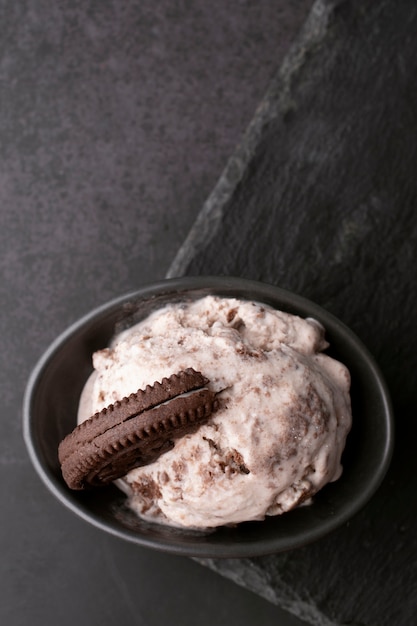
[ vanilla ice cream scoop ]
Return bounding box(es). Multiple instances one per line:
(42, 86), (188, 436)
(78, 296), (352, 529)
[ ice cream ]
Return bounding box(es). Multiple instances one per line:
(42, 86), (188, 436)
(78, 295), (352, 529)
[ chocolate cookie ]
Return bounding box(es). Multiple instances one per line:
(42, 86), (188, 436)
(58, 368), (217, 490)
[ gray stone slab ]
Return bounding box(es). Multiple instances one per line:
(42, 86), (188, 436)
(168, 0), (417, 624)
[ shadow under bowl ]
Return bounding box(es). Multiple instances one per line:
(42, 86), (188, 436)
(23, 276), (394, 558)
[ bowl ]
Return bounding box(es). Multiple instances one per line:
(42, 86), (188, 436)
(23, 276), (393, 558)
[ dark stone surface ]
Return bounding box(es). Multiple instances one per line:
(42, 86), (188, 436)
(1, 2), (314, 626)
(168, 0), (417, 624)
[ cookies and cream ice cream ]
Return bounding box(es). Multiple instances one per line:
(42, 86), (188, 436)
(77, 295), (352, 529)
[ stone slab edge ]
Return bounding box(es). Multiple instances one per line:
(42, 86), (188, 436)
(167, 0), (337, 281)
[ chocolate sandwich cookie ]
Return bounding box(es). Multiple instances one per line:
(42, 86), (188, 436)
(58, 368), (217, 490)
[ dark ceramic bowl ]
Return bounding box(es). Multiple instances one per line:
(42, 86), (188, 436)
(23, 276), (393, 558)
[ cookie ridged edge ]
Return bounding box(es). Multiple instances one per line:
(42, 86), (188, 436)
(58, 368), (208, 463)
(59, 370), (217, 490)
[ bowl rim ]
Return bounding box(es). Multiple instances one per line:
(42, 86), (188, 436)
(23, 276), (394, 557)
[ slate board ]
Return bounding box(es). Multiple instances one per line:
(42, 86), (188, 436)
(168, 0), (417, 624)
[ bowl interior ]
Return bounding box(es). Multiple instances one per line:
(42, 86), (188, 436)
(23, 277), (393, 558)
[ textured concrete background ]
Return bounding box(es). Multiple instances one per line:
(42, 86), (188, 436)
(1, 0), (311, 326)
(1, 2), (314, 626)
